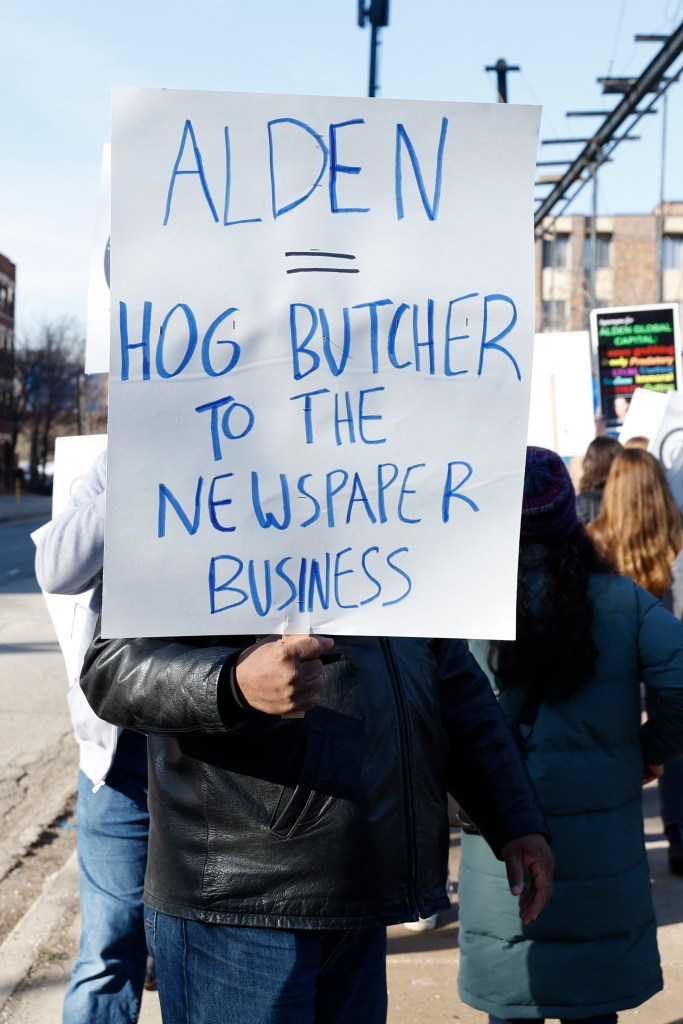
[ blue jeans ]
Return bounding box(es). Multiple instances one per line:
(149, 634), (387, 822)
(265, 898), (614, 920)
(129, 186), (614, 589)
(657, 754), (683, 830)
(63, 730), (149, 1024)
(489, 1016), (617, 1024)
(145, 909), (388, 1024)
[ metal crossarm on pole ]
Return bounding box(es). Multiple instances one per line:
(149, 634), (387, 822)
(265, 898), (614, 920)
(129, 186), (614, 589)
(534, 21), (683, 229)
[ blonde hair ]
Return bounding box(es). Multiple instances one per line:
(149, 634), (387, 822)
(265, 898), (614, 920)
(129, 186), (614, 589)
(589, 449), (683, 597)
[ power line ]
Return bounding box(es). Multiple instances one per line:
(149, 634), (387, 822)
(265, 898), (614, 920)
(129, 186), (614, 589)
(534, 21), (683, 230)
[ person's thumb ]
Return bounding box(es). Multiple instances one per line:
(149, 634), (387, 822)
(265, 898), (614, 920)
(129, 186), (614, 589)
(504, 848), (524, 896)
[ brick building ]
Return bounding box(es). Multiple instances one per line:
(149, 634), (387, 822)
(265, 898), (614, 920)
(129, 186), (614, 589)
(0, 253), (15, 487)
(535, 201), (683, 332)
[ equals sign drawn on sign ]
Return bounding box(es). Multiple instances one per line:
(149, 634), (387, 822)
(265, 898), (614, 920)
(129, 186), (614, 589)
(285, 251), (359, 274)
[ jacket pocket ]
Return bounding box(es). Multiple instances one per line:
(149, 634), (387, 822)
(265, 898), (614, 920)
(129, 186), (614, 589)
(269, 730), (331, 839)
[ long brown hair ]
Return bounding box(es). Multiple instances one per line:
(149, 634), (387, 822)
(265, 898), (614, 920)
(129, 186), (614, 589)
(579, 436), (622, 493)
(589, 449), (683, 597)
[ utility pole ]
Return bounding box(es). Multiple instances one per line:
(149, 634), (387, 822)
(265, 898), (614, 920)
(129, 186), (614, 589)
(358, 0), (390, 97)
(485, 57), (520, 103)
(657, 91), (668, 302)
(587, 147), (602, 319)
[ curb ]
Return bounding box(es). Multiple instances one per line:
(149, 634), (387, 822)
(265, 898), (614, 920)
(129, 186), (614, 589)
(0, 495), (52, 522)
(0, 851), (78, 1011)
(0, 516), (51, 529)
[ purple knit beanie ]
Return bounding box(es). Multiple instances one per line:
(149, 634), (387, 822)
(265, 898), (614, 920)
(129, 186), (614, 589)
(521, 446), (578, 539)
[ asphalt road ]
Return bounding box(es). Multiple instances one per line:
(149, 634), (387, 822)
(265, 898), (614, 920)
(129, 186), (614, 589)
(0, 520), (47, 594)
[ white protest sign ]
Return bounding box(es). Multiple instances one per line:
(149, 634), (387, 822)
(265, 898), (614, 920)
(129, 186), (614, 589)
(102, 88), (541, 641)
(666, 442), (683, 512)
(85, 145), (111, 375)
(527, 331), (595, 457)
(32, 434), (108, 686)
(618, 386), (669, 445)
(648, 391), (683, 510)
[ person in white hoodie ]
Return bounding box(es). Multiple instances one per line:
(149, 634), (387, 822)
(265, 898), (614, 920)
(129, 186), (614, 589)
(35, 449), (150, 1024)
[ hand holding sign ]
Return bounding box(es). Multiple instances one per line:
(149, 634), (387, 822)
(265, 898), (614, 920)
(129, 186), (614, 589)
(235, 634), (334, 716)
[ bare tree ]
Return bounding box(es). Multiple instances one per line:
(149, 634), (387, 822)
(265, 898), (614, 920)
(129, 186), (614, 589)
(11, 319), (85, 488)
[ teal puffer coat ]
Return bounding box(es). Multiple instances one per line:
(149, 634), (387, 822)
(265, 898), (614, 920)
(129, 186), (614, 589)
(459, 572), (683, 1020)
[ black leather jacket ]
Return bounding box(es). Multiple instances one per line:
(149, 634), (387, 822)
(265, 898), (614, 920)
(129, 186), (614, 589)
(80, 632), (547, 928)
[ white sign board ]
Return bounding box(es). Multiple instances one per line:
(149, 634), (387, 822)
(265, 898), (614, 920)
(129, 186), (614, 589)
(619, 386), (669, 445)
(648, 391), (683, 511)
(103, 88), (541, 641)
(526, 331), (595, 457)
(33, 434), (108, 686)
(666, 443), (683, 512)
(85, 145), (111, 375)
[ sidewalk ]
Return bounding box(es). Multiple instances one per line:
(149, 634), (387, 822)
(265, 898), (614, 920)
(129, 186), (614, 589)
(1, 783), (683, 1024)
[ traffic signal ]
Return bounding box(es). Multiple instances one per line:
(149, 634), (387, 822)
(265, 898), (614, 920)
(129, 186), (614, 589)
(358, 0), (390, 28)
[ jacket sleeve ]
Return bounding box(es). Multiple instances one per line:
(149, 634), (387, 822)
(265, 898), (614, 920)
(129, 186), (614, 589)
(79, 629), (248, 734)
(35, 450), (107, 596)
(431, 637), (549, 857)
(638, 586), (683, 765)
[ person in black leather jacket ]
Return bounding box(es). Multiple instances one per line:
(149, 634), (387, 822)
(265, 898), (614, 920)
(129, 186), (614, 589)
(80, 630), (553, 1024)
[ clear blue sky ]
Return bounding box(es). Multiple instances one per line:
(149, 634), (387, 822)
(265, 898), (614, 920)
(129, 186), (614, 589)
(2, 0), (682, 333)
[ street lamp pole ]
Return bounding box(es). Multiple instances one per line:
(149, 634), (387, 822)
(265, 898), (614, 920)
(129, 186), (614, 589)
(358, 0), (390, 98)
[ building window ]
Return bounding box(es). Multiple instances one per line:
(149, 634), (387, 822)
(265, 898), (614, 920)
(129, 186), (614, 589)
(663, 235), (683, 270)
(541, 300), (568, 331)
(542, 234), (570, 269)
(0, 277), (14, 316)
(584, 233), (612, 270)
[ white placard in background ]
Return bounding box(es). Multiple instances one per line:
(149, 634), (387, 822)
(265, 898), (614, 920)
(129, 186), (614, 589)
(619, 386), (669, 445)
(666, 443), (683, 511)
(648, 391), (683, 510)
(85, 144), (111, 375)
(103, 88), (541, 641)
(33, 435), (108, 687)
(526, 331), (595, 457)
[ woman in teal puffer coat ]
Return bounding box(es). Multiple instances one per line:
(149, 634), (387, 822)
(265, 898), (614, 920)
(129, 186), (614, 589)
(458, 446), (683, 1024)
